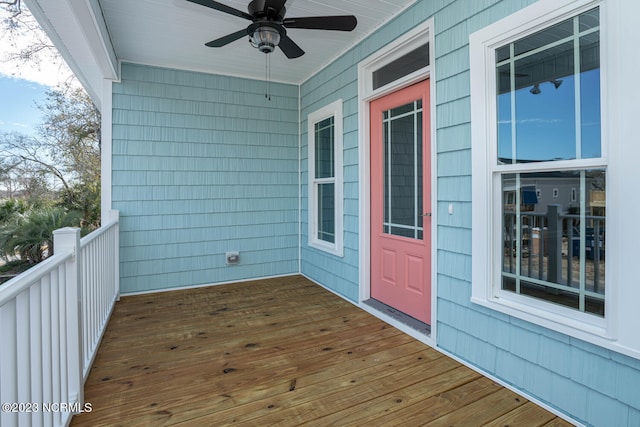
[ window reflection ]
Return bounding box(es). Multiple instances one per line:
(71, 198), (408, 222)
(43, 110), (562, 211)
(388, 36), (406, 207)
(496, 8), (600, 164)
(502, 170), (606, 316)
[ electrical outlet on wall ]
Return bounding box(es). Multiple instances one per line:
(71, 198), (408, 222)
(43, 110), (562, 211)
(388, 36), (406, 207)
(225, 251), (240, 265)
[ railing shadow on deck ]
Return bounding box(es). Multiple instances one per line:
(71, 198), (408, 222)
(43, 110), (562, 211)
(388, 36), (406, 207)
(0, 210), (120, 427)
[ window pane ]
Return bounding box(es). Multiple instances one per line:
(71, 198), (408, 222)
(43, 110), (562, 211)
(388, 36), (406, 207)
(501, 170), (605, 316)
(513, 18), (573, 57)
(317, 183), (335, 243)
(579, 7), (599, 31)
(383, 101), (423, 240)
(497, 63), (513, 163)
(581, 31), (601, 158)
(514, 45), (576, 162)
(496, 46), (510, 63)
(495, 7), (600, 164)
(390, 102), (416, 118)
(315, 117), (334, 179)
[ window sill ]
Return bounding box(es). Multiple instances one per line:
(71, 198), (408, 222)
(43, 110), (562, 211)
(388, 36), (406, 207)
(308, 241), (344, 258)
(473, 290), (607, 333)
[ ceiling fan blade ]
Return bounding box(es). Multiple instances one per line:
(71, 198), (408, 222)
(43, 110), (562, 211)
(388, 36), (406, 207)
(278, 34), (305, 59)
(186, 0), (254, 21)
(205, 29), (248, 47)
(283, 15), (357, 31)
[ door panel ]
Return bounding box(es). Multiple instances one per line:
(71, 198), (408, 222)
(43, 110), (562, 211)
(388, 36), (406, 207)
(370, 80), (431, 324)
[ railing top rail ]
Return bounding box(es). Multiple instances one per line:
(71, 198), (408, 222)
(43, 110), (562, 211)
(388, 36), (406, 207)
(561, 214), (606, 221)
(0, 251), (73, 306)
(80, 217), (119, 248)
(505, 212), (606, 221)
(515, 212), (547, 218)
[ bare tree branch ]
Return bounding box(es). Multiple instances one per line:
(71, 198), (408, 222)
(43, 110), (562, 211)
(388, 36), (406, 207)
(0, 1), (20, 16)
(1, 1), (73, 85)
(0, 132), (71, 192)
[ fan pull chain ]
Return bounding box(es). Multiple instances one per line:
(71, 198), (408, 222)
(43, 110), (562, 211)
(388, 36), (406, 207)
(265, 54), (271, 101)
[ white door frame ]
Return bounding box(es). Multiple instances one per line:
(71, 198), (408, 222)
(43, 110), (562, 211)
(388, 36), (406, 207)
(357, 18), (437, 345)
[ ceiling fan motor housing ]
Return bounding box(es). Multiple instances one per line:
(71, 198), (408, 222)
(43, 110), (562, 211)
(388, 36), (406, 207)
(248, 0), (286, 20)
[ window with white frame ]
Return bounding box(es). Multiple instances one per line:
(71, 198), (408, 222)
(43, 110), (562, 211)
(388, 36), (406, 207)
(471, 1), (609, 336)
(308, 100), (343, 256)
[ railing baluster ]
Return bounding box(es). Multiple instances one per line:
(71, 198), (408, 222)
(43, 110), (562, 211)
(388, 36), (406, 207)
(526, 215), (532, 277)
(30, 283), (43, 427)
(539, 222), (545, 280)
(40, 273), (52, 427)
(1, 299), (18, 427)
(16, 292), (31, 426)
(567, 221), (573, 287)
(51, 270), (62, 427)
(594, 218), (601, 293)
(58, 266), (67, 427)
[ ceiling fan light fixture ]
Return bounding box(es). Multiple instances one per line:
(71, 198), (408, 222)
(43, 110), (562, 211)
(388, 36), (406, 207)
(250, 24), (281, 54)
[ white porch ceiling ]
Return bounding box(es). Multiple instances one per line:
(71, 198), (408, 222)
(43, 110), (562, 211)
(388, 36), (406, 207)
(99, 0), (417, 84)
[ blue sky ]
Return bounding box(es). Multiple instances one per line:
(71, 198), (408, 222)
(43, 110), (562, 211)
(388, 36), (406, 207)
(0, 6), (71, 137)
(0, 74), (49, 135)
(497, 69), (601, 162)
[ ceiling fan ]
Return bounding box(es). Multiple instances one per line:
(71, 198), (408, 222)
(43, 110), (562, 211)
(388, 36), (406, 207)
(186, 0), (358, 58)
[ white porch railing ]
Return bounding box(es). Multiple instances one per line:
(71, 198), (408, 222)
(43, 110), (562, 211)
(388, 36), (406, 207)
(0, 211), (119, 427)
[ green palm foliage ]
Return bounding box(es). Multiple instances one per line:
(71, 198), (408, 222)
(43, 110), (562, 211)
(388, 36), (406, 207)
(0, 205), (81, 263)
(0, 198), (28, 223)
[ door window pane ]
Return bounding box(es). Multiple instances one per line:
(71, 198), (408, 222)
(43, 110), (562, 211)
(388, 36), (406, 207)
(383, 101), (423, 239)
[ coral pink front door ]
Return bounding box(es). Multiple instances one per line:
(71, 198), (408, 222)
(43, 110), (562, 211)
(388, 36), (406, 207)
(370, 80), (431, 324)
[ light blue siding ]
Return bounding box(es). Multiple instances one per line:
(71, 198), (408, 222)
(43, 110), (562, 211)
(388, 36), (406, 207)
(430, 0), (639, 424)
(297, 0), (640, 425)
(108, 0), (640, 424)
(113, 63), (299, 293)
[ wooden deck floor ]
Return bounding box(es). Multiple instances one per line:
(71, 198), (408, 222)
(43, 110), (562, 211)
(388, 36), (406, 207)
(71, 275), (573, 426)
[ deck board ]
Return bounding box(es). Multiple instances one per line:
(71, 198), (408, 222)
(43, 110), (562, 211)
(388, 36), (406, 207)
(71, 275), (573, 426)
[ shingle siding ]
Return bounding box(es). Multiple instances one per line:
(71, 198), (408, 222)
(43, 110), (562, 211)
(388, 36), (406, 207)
(298, 1), (640, 425)
(112, 63), (299, 293)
